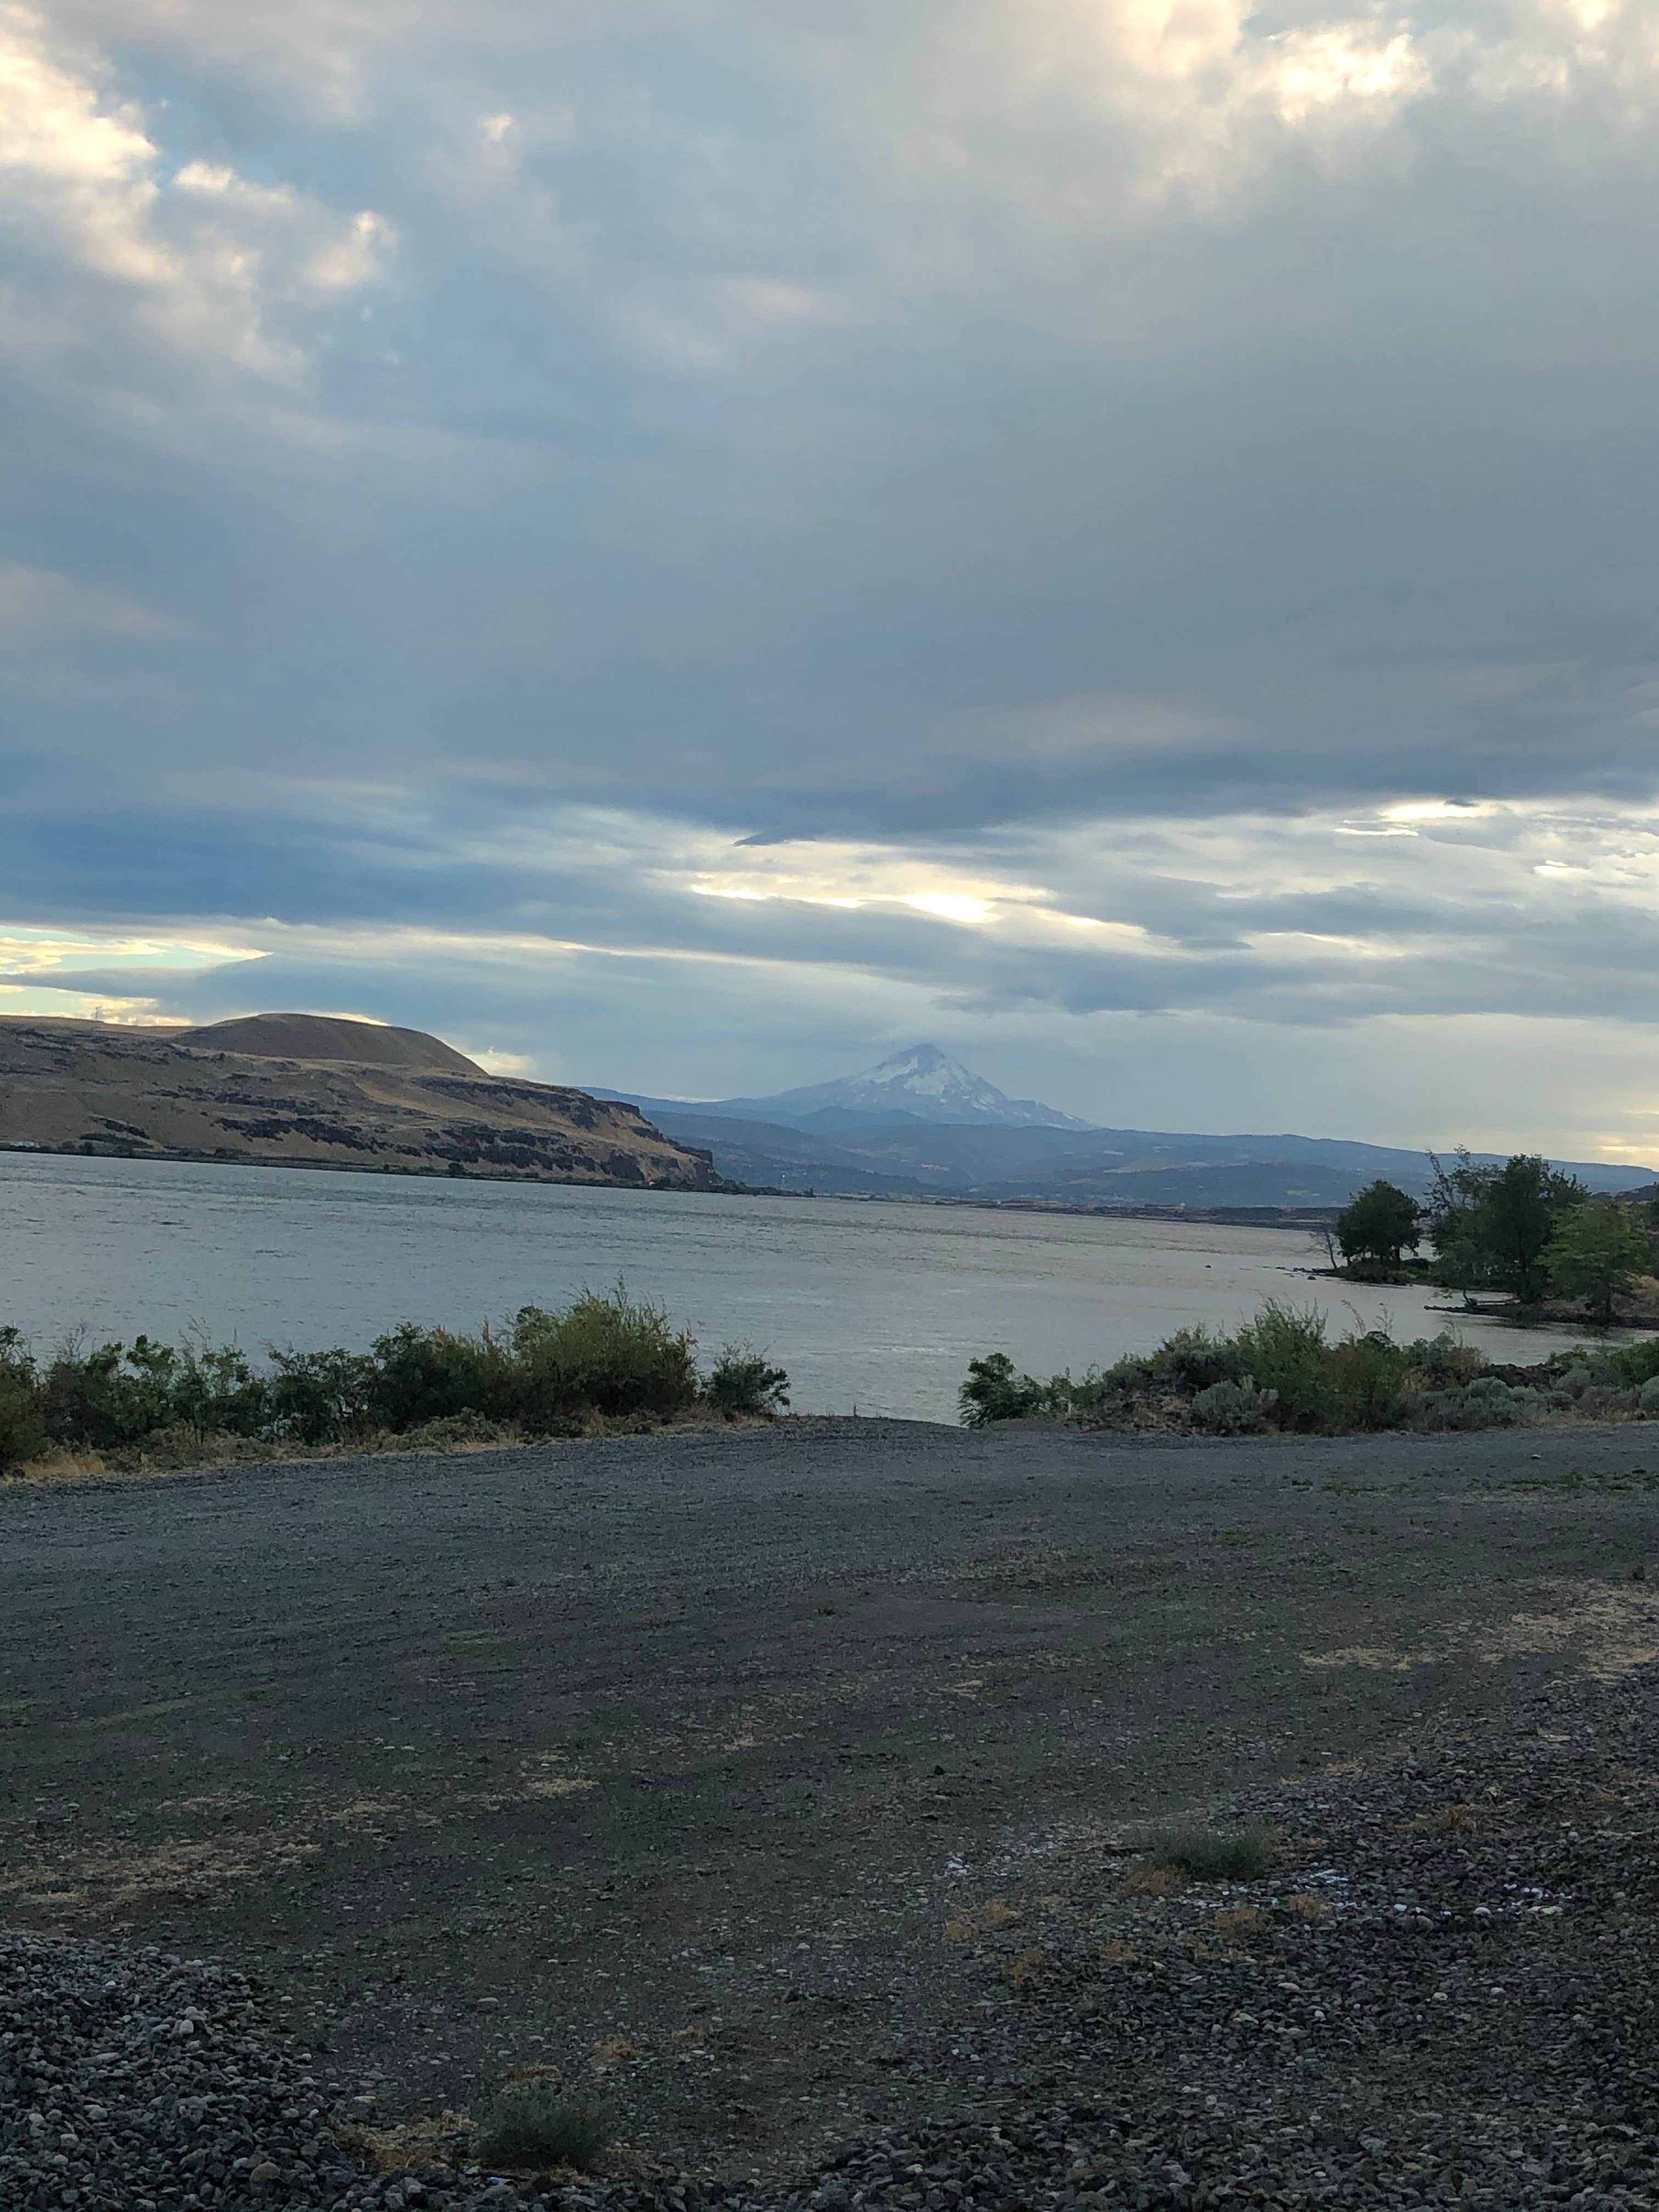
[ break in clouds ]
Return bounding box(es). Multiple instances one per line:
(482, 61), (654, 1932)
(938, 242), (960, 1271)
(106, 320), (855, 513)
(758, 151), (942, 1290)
(4, 0), (1659, 1154)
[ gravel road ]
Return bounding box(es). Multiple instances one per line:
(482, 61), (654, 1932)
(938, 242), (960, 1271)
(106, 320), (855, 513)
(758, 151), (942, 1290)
(5, 1415), (1659, 2208)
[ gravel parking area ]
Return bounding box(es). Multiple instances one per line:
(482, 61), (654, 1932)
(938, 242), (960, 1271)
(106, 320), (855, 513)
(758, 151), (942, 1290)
(5, 1416), (1659, 2207)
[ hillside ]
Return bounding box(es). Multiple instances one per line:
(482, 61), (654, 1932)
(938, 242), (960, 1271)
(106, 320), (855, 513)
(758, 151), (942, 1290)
(180, 1012), (484, 1075)
(0, 1016), (720, 1189)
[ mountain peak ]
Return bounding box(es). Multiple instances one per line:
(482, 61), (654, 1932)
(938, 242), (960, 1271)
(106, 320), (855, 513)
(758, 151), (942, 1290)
(726, 1042), (1093, 1130)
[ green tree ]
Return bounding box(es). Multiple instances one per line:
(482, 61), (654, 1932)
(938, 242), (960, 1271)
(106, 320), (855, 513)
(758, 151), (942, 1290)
(1335, 1180), (1423, 1269)
(1427, 1150), (1587, 1301)
(1544, 1203), (1652, 1328)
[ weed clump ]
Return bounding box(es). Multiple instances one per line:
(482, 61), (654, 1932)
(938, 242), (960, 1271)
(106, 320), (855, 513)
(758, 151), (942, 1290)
(471, 2079), (613, 2174)
(1135, 1820), (1277, 1882)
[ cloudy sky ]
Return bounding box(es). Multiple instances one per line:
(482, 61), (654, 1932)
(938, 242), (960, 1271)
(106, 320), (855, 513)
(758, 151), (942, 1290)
(5, 0), (1659, 1156)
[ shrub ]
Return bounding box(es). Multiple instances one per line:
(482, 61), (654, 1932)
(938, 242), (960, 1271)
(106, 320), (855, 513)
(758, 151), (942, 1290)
(367, 1322), (511, 1430)
(1404, 1332), (1487, 1389)
(959, 1352), (1051, 1427)
(1231, 1301), (1337, 1432)
(1135, 1820), (1277, 1882)
(1639, 1376), (1659, 1415)
(510, 1284), (699, 1426)
(472, 2080), (613, 2174)
(36, 1336), (175, 1450)
(1598, 1337), (1659, 1390)
(1143, 1327), (1240, 1395)
(1427, 1375), (1534, 1431)
(267, 1345), (377, 1443)
(0, 1329), (43, 1473)
(1190, 1378), (1278, 1436)
(1325, 1330), (1409, 1431)
(703, 1345), (789, 1416)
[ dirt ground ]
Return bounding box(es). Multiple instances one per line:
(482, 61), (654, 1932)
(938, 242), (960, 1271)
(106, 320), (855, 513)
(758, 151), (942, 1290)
(5, 1415), (1659, 2183)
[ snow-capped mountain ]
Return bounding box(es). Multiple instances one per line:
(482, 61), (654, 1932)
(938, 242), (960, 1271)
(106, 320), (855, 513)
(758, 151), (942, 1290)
(715, 1043), (1094, 1130)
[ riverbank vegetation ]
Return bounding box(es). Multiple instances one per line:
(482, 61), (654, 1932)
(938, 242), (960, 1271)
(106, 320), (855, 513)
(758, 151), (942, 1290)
(959, 1299), (1659, 1437)
(1330, 1155), (1659, 1325)
(0, 1286), (789, 1476)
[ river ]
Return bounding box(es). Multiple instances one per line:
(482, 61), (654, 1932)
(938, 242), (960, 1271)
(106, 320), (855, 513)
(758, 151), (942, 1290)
(0, 1154), (1633, 1423)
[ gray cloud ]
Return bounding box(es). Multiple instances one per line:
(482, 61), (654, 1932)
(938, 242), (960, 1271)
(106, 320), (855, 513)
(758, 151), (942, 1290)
(7, 0), (1659, 1147)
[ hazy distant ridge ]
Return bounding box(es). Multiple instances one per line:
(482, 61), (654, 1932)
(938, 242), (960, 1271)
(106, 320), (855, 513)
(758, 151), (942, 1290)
(590, 1044), (1654, 1206)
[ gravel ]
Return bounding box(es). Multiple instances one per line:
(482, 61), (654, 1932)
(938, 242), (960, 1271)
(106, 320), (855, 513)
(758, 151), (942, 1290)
(10, 1418), (1659, 2209)
(9, 1654), (1659, 2211)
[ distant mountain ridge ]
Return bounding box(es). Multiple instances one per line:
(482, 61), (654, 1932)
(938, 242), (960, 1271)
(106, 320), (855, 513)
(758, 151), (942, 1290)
(589, 1045), (1656, 1207)
(627, 1042), (1094, 1131)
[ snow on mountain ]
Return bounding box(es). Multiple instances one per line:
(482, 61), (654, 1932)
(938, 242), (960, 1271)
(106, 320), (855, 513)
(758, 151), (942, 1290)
(733, 1043), (1094, 1130)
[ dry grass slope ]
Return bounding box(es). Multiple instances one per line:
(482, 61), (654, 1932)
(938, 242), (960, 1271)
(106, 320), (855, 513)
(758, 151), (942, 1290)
(0, 1014), (719, 1189)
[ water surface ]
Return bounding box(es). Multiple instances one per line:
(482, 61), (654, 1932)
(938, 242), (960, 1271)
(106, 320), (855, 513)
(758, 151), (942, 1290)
(0, 1156), (1631, 1423)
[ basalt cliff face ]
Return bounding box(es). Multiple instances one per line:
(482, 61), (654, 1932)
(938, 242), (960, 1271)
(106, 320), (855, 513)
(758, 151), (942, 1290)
(0, 1014), (722, 1190)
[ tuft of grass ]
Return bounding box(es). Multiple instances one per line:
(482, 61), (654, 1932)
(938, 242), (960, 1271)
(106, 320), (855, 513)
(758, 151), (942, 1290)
(944, 1898), (1023, 1942)
(1211, 1904), (1266, 1944)
(1134, 1819), (1278, 1882)
(1002, 1946), (1054, 1985)
(471, 2079), (614, 2174)
(1285, 1890), (1334, 1922)
(1122, 1861), (1189, 1900)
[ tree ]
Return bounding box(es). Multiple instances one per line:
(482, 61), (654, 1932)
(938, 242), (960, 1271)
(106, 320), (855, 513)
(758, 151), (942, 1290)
(1427, 1150), (1587, 1302)
(1544, 1203), (1652, 1328)
(1335, 1180), (1423, 1269)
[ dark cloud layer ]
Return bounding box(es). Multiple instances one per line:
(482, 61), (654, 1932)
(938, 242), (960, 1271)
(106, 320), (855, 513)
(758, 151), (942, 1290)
(5, 0), (1659, 1146)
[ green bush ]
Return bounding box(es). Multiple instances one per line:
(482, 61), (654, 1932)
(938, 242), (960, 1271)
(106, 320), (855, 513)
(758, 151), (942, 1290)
(268, 1346), (377, 1443)
(1190, 1378), (1278, 1435)
(1404, 1331), (1487, 1389)
(1326, 1330), (1409, 1431)
(1136, 1820), (1277, 1881)
(704, 1345), (790, 1416)
(472, 2079), (613, 2174)
(36, 1336), (176, 1450)
(367, 1322), (511, 1430)
(510, 1284), (699, 1426)
(0, 1286), (778, 1466)
(1597, 1336), (1659, 1389)
(959, 1352), (1052, 1427)
(1231, 1301), (1340, 1432)
(0, 1329), (44, 1472)
(952, 1305), (1589, 1439)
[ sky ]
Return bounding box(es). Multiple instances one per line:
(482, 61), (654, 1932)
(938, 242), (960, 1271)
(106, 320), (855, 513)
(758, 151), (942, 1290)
(5, 0), (1659, 1158)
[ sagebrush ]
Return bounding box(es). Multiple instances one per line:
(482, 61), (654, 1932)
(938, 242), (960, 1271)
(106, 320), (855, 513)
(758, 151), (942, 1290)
(0, 1289), (787, 1474)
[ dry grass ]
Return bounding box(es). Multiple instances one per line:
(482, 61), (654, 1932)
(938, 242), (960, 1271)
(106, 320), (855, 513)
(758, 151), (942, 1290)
(1285, 1891), (1334, 1922)
(1002, 1946), (1055, 1985)
(347, 2114), (472, 2175)
(1098, 1938), (1138, 1967)
(1408, 1801), (1486, 1836)
(1212, 1904), (1266, 1944)
(591, 2036), (641, 2071)
(1123, 1861), (1190, 1899)
(944, 1898), (1023, 1941)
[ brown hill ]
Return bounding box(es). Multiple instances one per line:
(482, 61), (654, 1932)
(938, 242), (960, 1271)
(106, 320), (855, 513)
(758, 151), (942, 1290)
(0, 1016), (721, 1190)
(181, 1012), (485, 1076)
